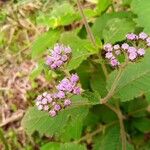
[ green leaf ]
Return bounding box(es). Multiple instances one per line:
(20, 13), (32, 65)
(103, 18), (135, 43)
(107, 51), (150, 102)
(131, 0), (150, 33)
(36, 2), (79, 28)
(132, 118), (150, 133)
(60, 32), (98, 71)
(92, 11), (135, 38)
(93, 125), (134, 150)
(32, 30), (60, 59)
(41, 142), (86, 150)
(22, 96), (89, 137)
(96, 0), (112, 14)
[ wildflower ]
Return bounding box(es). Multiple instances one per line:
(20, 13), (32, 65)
(46, 43), (72, 69)
(139, 32), (148, 40)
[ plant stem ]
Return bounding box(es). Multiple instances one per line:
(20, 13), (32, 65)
(77, 0), (96, 46)
(74, 120), (118, 143)
(116, 104), (127, 150)
(76, 0), (108, 79)
(100, 62), (128, 104)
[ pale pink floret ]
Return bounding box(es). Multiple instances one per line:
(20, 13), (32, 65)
(127, 47), (137, 53)
(37, 105), (43, 110)
(103, 43), (113, 51)
(44, 105), (49, 111)
(49, 110), (56, 117)
(115, 50), (121, 56)
(126, 33), (137, 40)
(121, 43), (129, 50)
(105, 52), (113, 59)
(110, 59), (119, 67)
(128, 52), (137, 60)
(137, 48), (145, 56)
(139, 32), (148, 40)
(113, 44), (120, 50)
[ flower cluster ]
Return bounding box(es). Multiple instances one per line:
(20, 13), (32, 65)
(46, 43), (72, 69)
(104, 32), (150, 67)
(35, 74), (82, 117)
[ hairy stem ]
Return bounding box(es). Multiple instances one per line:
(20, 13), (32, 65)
(77, 0), (108, 79)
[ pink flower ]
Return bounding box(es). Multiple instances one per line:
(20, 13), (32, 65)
(113, 44), (120, 50)
(137, 48), (145, 56)
(49, 110), (56, 117)
(139, 32), (148, 40)
(110, 59), (119, 67)
(121, 43), (129, 50)
(128, 52), (137, 60)
(105, 52), (113, 59)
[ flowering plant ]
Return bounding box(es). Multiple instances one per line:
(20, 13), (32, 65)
(21, 0), (150, 149)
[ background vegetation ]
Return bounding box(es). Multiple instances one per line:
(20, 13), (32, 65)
(1, 0), (150, 150)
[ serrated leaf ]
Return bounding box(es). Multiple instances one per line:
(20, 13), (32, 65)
(41, 142), (86, 150)
(22, 96), (89, 136)
(32, 30), (60, 59)
(96, 0), (112, 14)
(107, 51), (150, 102)
(60, 32), (98, 71)
(93, 125), (134, 150)
(131, 0), (150, 33)
(132, 118), (150, 133)
(103, 18), (135, 43)
(92, 11), (135, 38)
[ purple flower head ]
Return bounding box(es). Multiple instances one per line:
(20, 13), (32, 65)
(110, 58), (119, 67)
(146, 37), (150, 43)
(41, 98), (47, 105)
(44, 105), (49, 111)
(127, 47), (137, 53)
(103, 43), (113, 52)
(61, 55), (68, 62)
(49, 110), (56, 117)
(137, 48), (145, 56)
(57, 91), (65, 99)
(73, 86), (81, 95)
(113, 44), (120, 50)
(64, 99), (72, 106)
(105, 52), (113, 59)
(46, 43), (72, 69)
(54, 104), (61, 111)
(121, 43), (129, 50)
(115, 50), (121, 56)
(64, 46), (72, 54)
(37, 95), (42, 101)
(128, 52), (137, 60)
(126, 33), (137, 40)
(37, 105), (43, 110)
(139, 32), (148, 40)
(70, 74), (79, 84)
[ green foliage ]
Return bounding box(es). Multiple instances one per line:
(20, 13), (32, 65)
(93, 125), (134, 150)
(103, 18), (135, 43)
(41, 142), (86, 150)
(92, 11), (135, 39)
(107, 51), (150, 102)
(60, 32), (98, 71)
(36, 2), (79, 28)
(22, 96), (89, 138)
(32, 29), (60, 59)
(131, 0), (150, 33)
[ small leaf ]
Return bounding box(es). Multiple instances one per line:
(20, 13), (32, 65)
(92, 11), (135, 38)
(41, 142), (86, 150)
(32, 30), (60, 59)
(103, 18), (135, 43)
(132, 118), (150, 133)
(131, 0), (150, 33)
